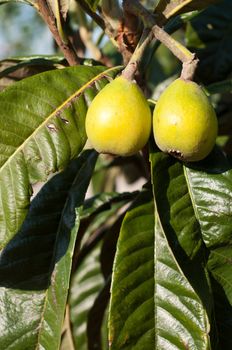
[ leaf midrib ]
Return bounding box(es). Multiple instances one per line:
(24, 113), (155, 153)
(0, 66), (116, 177)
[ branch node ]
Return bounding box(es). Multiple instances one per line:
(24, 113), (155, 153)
(181, 56), (199, 81)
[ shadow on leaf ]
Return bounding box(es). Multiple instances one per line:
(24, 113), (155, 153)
(0, 150), (97, 290)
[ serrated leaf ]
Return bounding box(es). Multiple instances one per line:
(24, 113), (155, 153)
(185, 0), (232, 83)
(0, 149), (97, 350)
(0, 65), (120, 248)
(154, 0), (219, 24)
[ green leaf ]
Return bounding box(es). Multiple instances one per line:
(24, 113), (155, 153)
(184, 147), (232, 248)
(153, 211), (210, 349)
(70, 193), (129, 349)
(109, 183), (210, 349)
(108, 189), (155, 349)
(0, 65), (120, 248)
(0, 56), (67, 91)
(210, 278), (232, 349)
(206, 79), (232, 95)
(88, 212), (129, 350)
(150, 148), (213, 349)
(70, 194), (129, 349)
(150, 150), (202, 259)
(82, 191), (137, 220)
(70, 243), (105, 350)
(185, 0), (232, 83)
(184, 147), (232, 320)
(150, 148), (214, 318)
(154, 0), (219, 24)
(0, 149), (97, 350)
(208, 246), (232, 305)
(87, 278), (111, 350)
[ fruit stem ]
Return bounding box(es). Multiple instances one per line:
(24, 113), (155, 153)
(180, 57), (199, 81)
(122, 28), (153, 81)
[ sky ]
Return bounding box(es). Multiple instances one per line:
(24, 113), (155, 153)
(0, 2), (54, 60)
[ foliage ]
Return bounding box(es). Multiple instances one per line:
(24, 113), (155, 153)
(0, 0), (231, 349)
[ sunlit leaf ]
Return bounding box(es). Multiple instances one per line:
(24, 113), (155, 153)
(184, 147), (232, 248)
(108, 189), (155, 349)
(153, 212), (210, 349)
(150, 148), (212, 349)
(0, 65), (120, 248)
(109, 183), (211, 349)
(184, 147), (232, 335)
(154, 0), (219, 24)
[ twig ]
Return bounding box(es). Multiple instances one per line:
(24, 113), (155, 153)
(75, 0), (105, 30)
(37, 0), (81, 66)
(122, 28), (153, 81)
(123, 0), (199, 80)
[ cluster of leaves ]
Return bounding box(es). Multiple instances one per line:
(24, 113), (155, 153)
(0, 0), (232, 349)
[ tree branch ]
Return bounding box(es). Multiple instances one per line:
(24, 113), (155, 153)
(75, 0), (105, 30)
(123, 0), (199, 80)
(37, 0), (81, 66)
(122, 28), (153, 81)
